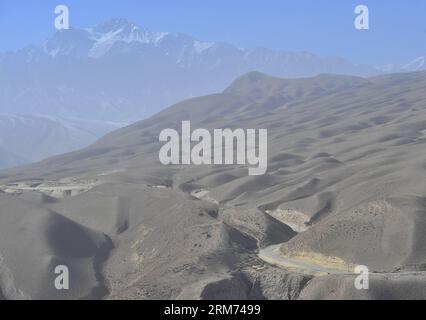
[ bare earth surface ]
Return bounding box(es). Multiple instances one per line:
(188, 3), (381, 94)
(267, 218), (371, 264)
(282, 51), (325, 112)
(1, 71), (426, 299)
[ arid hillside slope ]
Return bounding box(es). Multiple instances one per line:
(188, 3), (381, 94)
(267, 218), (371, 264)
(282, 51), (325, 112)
(1, 71), (426, 299)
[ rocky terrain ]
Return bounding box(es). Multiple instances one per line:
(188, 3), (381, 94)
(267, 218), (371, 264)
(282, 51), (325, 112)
(1, 71), (426, 299)
(0, 18), (379, 169)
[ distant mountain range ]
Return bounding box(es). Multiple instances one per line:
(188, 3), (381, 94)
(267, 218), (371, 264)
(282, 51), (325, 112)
(0, 18), (381, 121)
(0, 114), (123, 169)
(0, 18), (424, 169)
(379, 56), (426, 73)
(2, 71), (426, 299)
(401, 56), (426, 72)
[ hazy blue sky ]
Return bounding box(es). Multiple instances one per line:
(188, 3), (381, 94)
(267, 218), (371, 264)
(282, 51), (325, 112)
(0, 0), (425, 66)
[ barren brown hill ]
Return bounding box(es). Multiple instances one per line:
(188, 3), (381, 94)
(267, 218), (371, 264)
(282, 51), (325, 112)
(1, 71), (426, 299)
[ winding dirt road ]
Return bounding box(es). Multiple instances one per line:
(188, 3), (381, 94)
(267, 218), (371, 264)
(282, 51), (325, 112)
(258, 245), (352, 276)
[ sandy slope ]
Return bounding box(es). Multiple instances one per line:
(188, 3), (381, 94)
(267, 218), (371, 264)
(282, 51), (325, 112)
(258, 245), (353, 275)
(1, 71), (426, 299)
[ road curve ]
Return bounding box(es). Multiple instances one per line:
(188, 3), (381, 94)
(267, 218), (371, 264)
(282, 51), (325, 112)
(258, 245), (352, 276)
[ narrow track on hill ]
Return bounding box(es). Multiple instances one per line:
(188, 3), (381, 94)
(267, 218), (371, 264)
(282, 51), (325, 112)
(258, 244), (351, 275)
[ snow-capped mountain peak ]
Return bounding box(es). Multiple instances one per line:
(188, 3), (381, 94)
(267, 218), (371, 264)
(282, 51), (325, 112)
(402, 56), (425, 72)
(90, 18), (168, 44)
(41, 19), (232, 59)
(42, 19), (171, 58)
(43, 28), (93, 58)
(88, 19), (171, 58)
(91, 18), (138, 34)
(2, 18), (381, 123)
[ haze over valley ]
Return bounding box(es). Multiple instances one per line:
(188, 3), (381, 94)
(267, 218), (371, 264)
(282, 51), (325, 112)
(1, 18), (424, 169)
(1, 1), (426, 301)
(1, 70), (426, 299)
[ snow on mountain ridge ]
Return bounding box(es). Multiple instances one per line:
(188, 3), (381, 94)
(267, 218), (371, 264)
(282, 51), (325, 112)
(1, 18), (381, 123)
(377, 56), (426, 74)
(402, 56), (425, 71)
(0, 18), (386, 169)
(43, 19), (216, 59)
